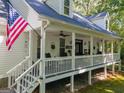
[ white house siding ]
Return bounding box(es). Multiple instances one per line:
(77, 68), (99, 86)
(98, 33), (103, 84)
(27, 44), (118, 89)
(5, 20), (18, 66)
(45, 32), (60, 57)
(0, 30), (29, 78)
(46, 0), (73, 16)
(91, 18), (106, 30)
(46, 0), (62, 14)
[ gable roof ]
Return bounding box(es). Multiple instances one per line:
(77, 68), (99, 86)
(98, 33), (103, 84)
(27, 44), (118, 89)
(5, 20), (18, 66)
(86, 12), (108, 20)
(73, 13), (115, 35)
(22, 0), (118, 38)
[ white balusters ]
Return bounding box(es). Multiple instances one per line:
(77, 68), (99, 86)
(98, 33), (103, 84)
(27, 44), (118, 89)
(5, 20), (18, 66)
(105, 54), (113, 63)
(7, 56), (31, 89)
(15, 59), (41, 93)
(113, 53), (120, 61)
(93, 55), (104, 65)
(75, 56), (92, 69)
(45, 57), (72, 76)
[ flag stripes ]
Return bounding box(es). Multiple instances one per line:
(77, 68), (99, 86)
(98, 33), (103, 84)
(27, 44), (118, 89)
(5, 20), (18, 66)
(6, 3), (28, 50)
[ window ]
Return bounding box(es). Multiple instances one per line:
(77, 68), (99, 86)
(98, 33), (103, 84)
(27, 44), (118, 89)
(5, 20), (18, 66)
(64, 0), (70, 16)
(60, 38), (66, 56)
(75, 39), (83, 55)
(106, 20), (108, 30)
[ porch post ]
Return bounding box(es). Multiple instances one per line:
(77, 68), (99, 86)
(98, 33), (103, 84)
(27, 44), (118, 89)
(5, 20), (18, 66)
(103, 40), (107, 78)
(72, 32), (75, 70)
(111, 41), (115, 74)
(70, 32), (75, 92)
(29, 30), (32, 66)
(88, 70), (92, 85)
(118, 41), (121, 71)
(88, 36), (93, 85)
(90, 36), (93, 66)
(40, 20), (46, 93)
(70, 75), (74, 93)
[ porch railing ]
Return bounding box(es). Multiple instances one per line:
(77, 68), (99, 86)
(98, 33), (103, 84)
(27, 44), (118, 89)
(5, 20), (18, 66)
(113, 53), (120, 61)
(14, 59), (41, 93)
(105, 54), (113, 63)
(93, 55), (104, 65)
(44, 53), (120, 76)
(75, 55), (92, 69)
(7, 56), (31, 88)
(45, 57), (72, 76)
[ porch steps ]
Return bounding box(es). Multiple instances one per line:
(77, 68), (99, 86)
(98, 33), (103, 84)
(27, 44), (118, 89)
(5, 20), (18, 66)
(28, 81), (39, 93)
(0, 89), (15, 93)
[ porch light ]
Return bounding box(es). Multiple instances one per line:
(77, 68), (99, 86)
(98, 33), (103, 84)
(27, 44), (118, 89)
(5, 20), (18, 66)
(0, 36), (4, 44)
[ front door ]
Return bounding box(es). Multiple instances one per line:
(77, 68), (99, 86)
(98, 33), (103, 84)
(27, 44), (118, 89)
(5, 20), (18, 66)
(75, 39), (83, 55)
(60, 38), (66, 57)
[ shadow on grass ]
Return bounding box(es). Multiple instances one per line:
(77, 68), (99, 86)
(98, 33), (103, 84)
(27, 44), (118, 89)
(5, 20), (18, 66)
(78, 72), (124, 93)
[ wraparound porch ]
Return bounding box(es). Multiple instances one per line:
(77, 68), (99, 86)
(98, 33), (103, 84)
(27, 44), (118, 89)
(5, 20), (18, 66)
(7, 22), (121, 93)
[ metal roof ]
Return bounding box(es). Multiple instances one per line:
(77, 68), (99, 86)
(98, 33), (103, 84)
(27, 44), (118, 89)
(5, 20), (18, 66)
(26, 0), (118, 37)
(86, 12), (108, 20)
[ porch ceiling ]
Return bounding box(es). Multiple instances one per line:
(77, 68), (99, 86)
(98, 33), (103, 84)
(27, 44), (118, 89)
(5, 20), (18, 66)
(46, 30), (90, 38)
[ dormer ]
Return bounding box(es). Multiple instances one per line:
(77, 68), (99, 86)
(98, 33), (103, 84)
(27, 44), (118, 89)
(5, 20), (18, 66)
(45, 0), (73, 17)
(86, 12), (110, 31)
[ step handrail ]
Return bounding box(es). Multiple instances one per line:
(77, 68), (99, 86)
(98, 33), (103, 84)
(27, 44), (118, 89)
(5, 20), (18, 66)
(15, 59), (42, 82)
(7, 56), (30, 74)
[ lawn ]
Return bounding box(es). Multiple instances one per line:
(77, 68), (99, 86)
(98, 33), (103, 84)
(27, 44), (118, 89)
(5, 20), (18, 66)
(78, 72), (124, 93)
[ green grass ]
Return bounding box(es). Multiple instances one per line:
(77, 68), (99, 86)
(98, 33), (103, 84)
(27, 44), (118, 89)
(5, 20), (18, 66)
(78, 72), (124, 93)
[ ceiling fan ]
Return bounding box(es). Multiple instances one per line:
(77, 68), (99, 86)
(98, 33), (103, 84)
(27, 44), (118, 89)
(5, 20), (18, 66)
(59, 31), (70, 37)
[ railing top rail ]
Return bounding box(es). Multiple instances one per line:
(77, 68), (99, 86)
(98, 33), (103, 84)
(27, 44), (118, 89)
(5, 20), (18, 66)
(113, 53), (120, 55)
(45, 56), (72, 61)
(93, 54), (103, 57)
(7, 56), (30, 74)
(105, 53), (112, 55)
(15, 59), (41, 82)
(75, 55), (91, 58)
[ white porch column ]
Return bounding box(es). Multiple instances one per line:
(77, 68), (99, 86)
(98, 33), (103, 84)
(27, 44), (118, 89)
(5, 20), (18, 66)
(72, 32), (75, 70)
(118, 41), (121, 71)
(70, 75), (74, 93)
(111, 41), (115, 74)
(90, 36), (93, 66)
(88, 36), (93, 85)
(88, 70), (92, 85)
(70, 32), (75, 92)
(29, 30), (33, 66)
(40, 20), (46, 93)
(103, 40), (107, 78)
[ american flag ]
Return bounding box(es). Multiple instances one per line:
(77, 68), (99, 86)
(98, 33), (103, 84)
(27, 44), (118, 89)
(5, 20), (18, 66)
(6, 3), (28, 50)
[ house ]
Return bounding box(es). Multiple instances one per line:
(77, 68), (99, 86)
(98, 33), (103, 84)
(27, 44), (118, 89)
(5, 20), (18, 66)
(0, 0), (121, 93)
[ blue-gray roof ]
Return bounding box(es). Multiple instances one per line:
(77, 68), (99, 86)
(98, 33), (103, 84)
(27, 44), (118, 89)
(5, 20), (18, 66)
(73, 13), (116, 35)
(86, 12), (108, 20)
(26, 0), (117, 37)
(0, 0), (112, 36)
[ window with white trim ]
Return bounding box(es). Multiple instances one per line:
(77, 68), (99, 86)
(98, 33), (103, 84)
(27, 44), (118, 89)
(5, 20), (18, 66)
(64, 0), (70, 16)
